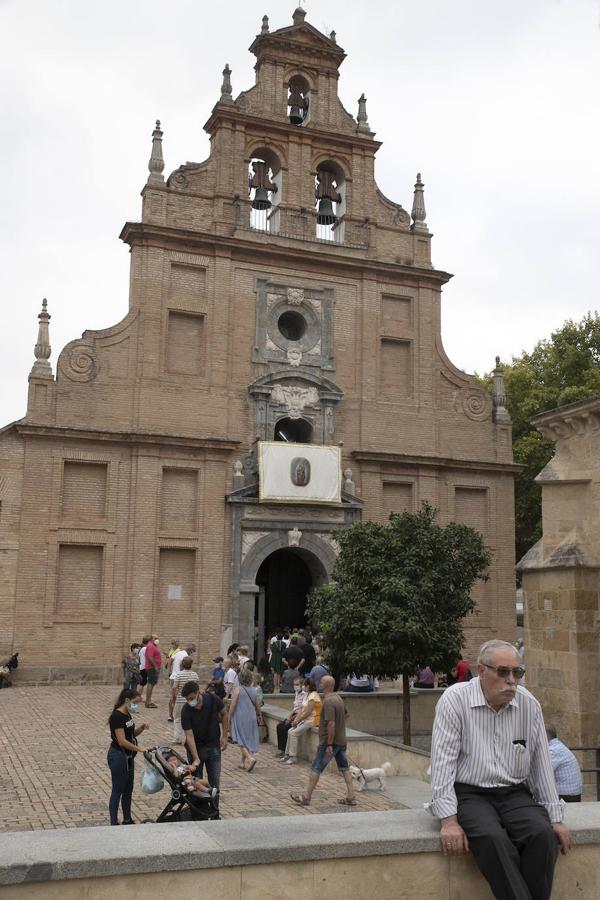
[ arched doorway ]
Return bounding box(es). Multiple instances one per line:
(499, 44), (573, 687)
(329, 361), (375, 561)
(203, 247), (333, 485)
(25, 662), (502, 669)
(256, 548), (313, 634)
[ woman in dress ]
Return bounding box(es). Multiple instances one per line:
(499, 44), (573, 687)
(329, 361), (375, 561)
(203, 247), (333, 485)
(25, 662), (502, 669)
(269, 632), (285, 691)
(107, 687), (148, 825)
(229, 666), (261, 772)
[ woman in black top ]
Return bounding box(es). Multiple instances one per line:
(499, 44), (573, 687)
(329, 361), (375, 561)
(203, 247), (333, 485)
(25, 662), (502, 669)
(107, 687), (148, 825)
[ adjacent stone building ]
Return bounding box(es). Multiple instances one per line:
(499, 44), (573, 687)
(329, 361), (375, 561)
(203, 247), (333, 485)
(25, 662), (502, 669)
(518, 396), (600, 752)
(0, 9), (518, 681)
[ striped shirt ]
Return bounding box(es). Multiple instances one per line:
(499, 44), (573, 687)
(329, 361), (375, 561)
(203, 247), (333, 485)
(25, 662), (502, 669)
(429, 678), (564, 822)
(172, 669), (200, 706)
(548, 738), (582, 797)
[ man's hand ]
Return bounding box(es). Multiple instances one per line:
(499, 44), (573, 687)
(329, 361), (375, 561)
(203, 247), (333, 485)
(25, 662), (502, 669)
(553, 823), (571, 855)
(440, 817), (469, 856)
(325, 744), (333, 757)
(220, 736), (228, 752)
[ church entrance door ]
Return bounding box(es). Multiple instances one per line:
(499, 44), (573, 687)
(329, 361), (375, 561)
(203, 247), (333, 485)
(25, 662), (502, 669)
(255, 548), (316, 658)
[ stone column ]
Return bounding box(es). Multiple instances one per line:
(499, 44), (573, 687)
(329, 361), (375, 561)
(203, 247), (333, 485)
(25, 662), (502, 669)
(517, 397), (600, 753)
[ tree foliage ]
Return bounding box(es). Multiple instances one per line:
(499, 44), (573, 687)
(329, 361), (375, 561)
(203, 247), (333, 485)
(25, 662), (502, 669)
(483, 313), (600, 563)
(308, 502), (489, 673)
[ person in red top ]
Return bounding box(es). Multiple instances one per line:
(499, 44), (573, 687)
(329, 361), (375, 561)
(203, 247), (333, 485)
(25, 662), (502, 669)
(455, 655), (472, 682)
(144, 633), (162, 708)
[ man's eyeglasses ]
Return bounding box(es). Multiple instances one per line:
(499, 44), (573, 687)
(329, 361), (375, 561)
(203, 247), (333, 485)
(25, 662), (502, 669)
(481, 663), (525, 679)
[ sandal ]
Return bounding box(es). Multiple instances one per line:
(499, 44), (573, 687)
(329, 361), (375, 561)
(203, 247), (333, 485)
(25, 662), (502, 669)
(290, 793), (310, 806)
(247, 758), (257, 773)
(337, 798), (357, 806)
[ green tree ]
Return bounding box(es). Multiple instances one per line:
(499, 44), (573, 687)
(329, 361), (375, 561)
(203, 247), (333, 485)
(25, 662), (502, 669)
(307, 503), (490, 745)
(484, 313), (600, 563)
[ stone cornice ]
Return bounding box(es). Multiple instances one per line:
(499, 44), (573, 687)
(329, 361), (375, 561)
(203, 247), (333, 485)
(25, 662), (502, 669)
(15, 422), (239, 455)
(352, 450), (522, 475)
(203, 107), (381, 152)
(530, 395), (600, 441)
(119, 222), (452, 288)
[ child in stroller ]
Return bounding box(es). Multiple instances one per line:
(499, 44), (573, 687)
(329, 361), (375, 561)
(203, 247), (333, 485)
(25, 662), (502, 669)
(143, 746), (220, 821)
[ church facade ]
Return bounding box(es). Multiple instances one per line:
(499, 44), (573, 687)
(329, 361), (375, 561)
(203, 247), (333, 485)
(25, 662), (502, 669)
(0, 9), (518, 682)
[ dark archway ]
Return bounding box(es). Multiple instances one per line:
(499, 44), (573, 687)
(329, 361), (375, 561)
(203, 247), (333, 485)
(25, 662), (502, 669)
(274, 417), (312, 443)
(255, 548), (313, 637)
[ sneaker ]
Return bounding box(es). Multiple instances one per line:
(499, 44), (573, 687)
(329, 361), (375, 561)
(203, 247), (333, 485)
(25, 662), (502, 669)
(275, 752), (286, 759)
(285, 756), (297, 765)
(278, 755), (289, 763)
(167, 717), (174, 722)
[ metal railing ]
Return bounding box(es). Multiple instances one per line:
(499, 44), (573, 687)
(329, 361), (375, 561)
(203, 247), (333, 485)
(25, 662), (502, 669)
(569, 746), (600, 800)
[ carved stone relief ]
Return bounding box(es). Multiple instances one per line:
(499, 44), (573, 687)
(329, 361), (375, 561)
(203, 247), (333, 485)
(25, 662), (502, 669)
(58, 342), (98, 383)
(241, 530), (269, 561)
(271, 385), (319, 419)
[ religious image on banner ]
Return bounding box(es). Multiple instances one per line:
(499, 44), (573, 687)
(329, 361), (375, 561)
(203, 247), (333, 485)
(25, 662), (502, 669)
(258, 442), (341, 503)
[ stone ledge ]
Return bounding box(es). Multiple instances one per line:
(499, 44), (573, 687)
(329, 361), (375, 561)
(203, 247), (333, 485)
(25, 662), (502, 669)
(1, 806), (600, 886)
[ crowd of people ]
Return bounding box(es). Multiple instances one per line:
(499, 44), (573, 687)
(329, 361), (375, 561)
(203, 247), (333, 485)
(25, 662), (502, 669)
(107, 628), (583, 897)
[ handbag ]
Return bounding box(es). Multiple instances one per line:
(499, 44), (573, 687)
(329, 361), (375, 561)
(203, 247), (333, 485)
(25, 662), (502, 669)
(243, 686), (264, 725)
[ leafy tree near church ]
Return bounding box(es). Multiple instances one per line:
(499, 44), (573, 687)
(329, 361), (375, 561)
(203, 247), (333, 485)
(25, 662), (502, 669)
(483, 313), (600, 564)
(307, 503), (490, 745)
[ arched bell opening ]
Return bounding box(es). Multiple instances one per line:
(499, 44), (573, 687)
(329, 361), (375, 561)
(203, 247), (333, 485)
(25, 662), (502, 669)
(315, 161), (345, 243)
(287, 74), (310, 126)
(274, 416), (312, 444)
(248, 148), (281, 232)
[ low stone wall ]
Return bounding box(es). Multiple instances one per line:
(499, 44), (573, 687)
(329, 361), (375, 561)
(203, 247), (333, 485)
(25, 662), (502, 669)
(264, 688), (442, 737)
(1, 806), (600, 899)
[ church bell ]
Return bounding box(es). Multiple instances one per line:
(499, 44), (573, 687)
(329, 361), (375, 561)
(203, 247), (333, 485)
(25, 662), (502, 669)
(316, 197), (336, 225)
(289, 105), (304, 125)
(252, 186), (271, 210)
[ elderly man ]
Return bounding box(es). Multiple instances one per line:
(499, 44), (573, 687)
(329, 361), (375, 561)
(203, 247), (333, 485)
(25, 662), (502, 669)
(430, 639), (571, 900)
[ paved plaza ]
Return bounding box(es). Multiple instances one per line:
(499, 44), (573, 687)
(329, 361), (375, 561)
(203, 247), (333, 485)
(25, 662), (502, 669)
(0, 685), (403, 832)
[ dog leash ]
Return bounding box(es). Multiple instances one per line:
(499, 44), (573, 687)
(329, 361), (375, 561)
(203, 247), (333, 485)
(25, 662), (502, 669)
(347, 753), (367, 783)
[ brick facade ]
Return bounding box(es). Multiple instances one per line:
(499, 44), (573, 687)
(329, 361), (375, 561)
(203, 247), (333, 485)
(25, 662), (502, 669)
(0, 10), (517, 682)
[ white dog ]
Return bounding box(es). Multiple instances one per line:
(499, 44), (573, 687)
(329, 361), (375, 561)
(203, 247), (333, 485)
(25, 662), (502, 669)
(349, 762), (392, 791)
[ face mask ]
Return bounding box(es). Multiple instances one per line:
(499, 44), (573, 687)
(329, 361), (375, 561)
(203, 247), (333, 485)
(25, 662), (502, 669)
(154, 639), (160, 645)
(294, 686), (302, 693)
(187, 699), (198, 707)
(129, 702), (140, 714)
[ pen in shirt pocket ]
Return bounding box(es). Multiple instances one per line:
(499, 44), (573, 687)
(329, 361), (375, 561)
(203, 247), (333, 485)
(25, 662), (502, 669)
(513, 739), (526, 750)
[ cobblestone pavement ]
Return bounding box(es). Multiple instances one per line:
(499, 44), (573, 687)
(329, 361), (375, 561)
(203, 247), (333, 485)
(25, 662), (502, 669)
(0, 685), (404, 831)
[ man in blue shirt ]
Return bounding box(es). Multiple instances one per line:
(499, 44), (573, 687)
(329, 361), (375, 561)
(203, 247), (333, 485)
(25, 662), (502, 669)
(546, 725), (582, 802)
(212, 656), (225, 681)
(308, 657), (330, 692)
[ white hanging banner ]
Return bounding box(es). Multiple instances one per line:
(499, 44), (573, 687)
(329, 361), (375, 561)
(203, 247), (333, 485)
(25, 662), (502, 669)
(258, 441), (341, 504)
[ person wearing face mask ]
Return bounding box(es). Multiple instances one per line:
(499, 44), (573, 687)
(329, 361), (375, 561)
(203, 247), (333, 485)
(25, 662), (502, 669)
(180, 681), (228, 790)
(107, 688), (149, 825)
(275, 676), (307, 759)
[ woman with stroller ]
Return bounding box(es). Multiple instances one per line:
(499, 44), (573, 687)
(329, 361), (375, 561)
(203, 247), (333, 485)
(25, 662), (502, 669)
(229, 666), (261, 772)
(107, 687), (149, 825)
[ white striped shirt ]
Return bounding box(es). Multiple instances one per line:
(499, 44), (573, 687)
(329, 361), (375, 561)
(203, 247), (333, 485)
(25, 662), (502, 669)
(429, 678), (564, 822)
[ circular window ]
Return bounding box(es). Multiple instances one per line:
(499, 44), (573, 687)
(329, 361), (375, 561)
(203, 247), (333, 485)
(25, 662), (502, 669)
(278, 310), (307, 342)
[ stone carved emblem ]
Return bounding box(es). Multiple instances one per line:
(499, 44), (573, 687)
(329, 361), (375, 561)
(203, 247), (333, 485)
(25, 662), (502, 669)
(286, 287), (304, 305)
(288, 527), (302, 547)
(271, 385), (319, 419)
(290, 458), (311, 487)
(286, 349), (302, 366)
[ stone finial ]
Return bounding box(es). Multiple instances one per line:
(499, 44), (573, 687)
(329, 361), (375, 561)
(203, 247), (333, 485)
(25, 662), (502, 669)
(492, 356), (511, 424)
(233, 459), (245, 488)
(292, 6), (306, 26)
(288, 527), (302, 547)
(261, 14), (269, 34)
(30, 299), (53, 379)
(220, 64), (233, 104)
(329, 30), (337, 43)
(147, 119), (164, 186)
(410, 172), (428, 234)
(356, 93), (370, 133)
(342, 467), (356, 495)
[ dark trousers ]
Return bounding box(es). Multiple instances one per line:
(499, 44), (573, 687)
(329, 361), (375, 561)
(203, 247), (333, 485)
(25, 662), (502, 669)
(187, 745), (222, 790)
(455, 782), (558, 900)
(107, 747), (134, 825)
(277, 720), (293, 752)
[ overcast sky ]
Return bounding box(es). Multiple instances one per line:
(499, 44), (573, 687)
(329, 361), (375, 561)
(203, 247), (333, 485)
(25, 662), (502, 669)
(1, 0), (599, 425)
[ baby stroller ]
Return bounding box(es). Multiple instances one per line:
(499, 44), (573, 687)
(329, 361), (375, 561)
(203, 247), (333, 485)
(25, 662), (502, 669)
(142, 746), (220, 822)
